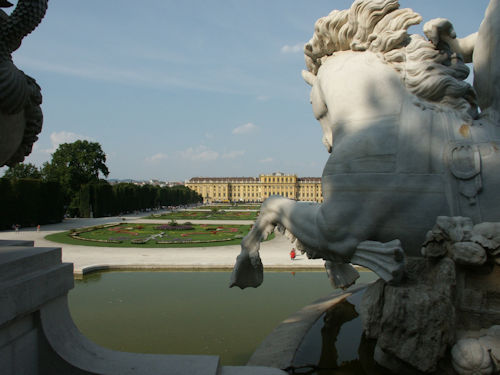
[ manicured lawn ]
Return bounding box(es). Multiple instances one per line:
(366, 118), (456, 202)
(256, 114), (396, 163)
(45, 223), (273, 248)
(202, 204), (261, 210)
(145, 210), (259, 220)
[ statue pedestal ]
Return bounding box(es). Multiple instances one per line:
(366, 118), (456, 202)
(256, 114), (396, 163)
(361, 256), (500, 374)
(0, 242), (285, 375)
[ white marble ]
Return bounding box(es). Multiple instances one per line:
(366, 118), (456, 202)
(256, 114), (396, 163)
(231, 0), (500, 290)
(452, 338), (494, 375)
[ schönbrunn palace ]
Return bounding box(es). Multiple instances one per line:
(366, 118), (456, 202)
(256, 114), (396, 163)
(185, 172), (322, 204)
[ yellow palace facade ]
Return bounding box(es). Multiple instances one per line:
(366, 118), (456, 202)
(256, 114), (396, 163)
(185, 172), (323, 204)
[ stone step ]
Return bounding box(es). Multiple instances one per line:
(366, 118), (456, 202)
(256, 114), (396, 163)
(0, 239), (34, 247)
(0, 246), (64, 284)
(0, 255), (74, 327)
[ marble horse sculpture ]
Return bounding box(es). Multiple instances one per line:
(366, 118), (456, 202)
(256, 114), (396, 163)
(231, 0), (500, 289)
(0, 0), (47, 167)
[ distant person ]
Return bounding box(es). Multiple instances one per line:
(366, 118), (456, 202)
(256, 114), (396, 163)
(290, 248), (296, 260)
(37, 224), (40, 232)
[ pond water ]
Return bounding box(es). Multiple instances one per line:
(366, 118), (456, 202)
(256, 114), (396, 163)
(68, 271), (377, 366)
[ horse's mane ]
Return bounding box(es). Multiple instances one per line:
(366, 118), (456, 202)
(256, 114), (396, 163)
(304, 0), (477, 119)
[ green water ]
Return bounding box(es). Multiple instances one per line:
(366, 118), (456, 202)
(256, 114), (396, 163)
(68, 271), (377, 366)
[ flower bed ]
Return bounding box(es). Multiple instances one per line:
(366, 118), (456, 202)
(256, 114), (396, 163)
(65, 223), (252, 247)
(155, 235), (243, 244)
(70, 223), (124, 243)
(144, 210), (259, 220)
(154, 224), (194, 231)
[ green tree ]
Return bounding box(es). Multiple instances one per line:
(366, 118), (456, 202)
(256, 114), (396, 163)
(43, 140), (109, 211)
(3, 162), (42, 179)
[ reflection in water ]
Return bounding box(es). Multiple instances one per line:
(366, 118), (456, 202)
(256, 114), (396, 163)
(291, 290), (388, 375)
(319, 295), (358, 369)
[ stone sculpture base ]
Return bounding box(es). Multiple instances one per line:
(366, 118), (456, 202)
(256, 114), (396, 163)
(360, 217), (500, 374)
(361, 257), (457, 374)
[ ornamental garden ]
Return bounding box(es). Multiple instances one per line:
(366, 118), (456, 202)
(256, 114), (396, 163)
(146, 209), (259, 221)
(202, 204), (261, 210)
(45, 222), (271, 248)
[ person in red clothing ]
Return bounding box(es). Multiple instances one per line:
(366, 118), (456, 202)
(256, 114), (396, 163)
(290, 248), (296, 260)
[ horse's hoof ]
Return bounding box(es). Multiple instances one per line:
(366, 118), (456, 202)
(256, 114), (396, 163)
(229, 252), (263, 289)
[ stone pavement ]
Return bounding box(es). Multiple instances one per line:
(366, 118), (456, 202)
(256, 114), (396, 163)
(0, 214), (325, 277)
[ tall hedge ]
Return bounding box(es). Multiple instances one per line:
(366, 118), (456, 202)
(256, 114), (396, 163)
(0, 178), (15, 229)
(78, 182), (202, 218)
(78, 184), (91, 218)
(92, 182), (114, 217)
(0, 178), (64, 229)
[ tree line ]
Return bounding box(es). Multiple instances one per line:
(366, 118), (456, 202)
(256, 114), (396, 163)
(1, 140), (202, 228)
(78, 182), (200, 218)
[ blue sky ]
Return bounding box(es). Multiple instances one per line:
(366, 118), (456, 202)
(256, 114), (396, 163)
(7, 0), (490, 181)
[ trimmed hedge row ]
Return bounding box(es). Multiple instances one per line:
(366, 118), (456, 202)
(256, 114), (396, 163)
(0, 178), (202, 227)
(78, 182), (202, 218)
(0, 178), (65, 229)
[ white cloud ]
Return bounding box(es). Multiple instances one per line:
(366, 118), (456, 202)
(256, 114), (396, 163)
(232, 122), (258, 135)
(260, 157), (273, 163)
(280, 43), (304, 54)
(146, 153), (168, 162)
(44, 131), (93, 153)
(221, 150), (245, 159)
(178, 146), (219, 161)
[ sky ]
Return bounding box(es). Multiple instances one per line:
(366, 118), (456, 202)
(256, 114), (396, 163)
(4, 0), (491, 181)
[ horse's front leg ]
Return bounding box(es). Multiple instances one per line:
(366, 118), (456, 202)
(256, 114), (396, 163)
(230, 196), (322, 289)
(229, 197), (284, 289)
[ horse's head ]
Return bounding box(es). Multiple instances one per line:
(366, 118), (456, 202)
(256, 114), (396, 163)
(303, 50), (405, 154)
(302, 0), (477, 155)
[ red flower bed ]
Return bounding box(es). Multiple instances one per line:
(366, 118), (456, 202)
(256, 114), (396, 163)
(107, 227), (139, 236)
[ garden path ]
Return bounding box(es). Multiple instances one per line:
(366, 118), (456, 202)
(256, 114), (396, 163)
(0, 214), (325, 277)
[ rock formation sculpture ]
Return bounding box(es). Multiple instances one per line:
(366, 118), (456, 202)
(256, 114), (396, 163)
(362, 216), (500, 373)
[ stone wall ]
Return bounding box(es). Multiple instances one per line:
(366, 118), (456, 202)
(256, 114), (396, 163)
(0, 240), (285, 375)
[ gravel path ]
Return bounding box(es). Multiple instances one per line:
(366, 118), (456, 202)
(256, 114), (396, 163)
(0, 214), (325, 276)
